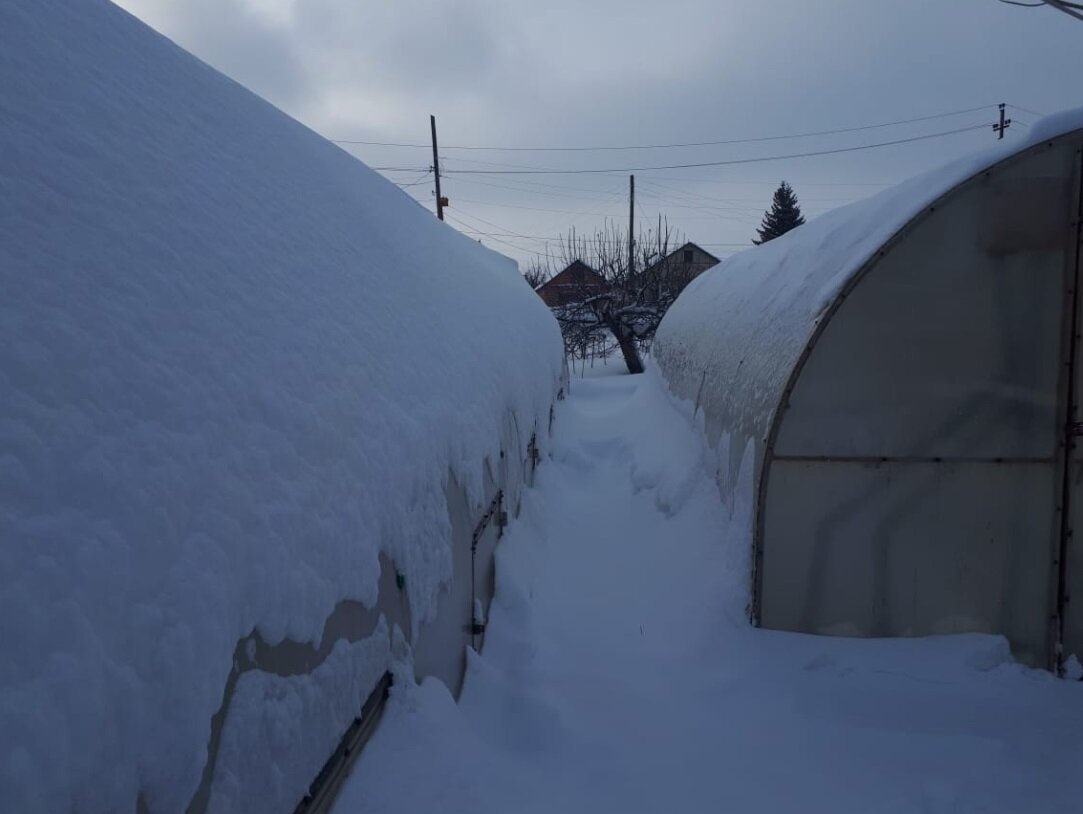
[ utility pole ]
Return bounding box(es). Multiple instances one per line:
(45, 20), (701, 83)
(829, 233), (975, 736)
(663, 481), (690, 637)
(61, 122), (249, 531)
(993, 103), (1012, 140)
(430, 114), (444, 220)
(627, 174), (635, 277)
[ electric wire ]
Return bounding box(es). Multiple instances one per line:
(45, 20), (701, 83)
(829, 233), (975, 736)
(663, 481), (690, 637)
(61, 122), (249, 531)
(1010, 104), (1046, 117)
(331, 104), (995, 152)
(439, 124), (990, 176)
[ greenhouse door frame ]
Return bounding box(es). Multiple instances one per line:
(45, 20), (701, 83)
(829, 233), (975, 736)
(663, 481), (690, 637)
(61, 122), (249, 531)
(1054, 142), (1083, 674)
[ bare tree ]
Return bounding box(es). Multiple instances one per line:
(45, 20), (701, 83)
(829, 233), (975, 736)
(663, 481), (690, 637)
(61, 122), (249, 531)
(998, 0), (1083, 22)
(530, 219), (692, 375)
(522, 264), (550, 290)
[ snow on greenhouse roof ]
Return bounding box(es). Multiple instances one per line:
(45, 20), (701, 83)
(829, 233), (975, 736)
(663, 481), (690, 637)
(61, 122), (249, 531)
(0, 0), (561, 811)
(655, 106), (1083, 452)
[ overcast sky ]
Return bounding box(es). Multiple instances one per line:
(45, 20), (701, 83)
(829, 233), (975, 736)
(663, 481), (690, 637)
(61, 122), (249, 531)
(113, 0), (1083, 269)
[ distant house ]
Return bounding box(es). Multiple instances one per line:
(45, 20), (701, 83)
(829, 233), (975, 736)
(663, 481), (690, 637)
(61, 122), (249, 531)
(639, 242), (720, 299)
(535, 260), (607, 307)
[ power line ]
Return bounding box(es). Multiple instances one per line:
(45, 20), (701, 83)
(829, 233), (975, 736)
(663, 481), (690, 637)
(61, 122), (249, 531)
(331, 105), (994, 152)
(440, 124), (990, 176)
(374, 160), (913, 190)
(636, 199), (651, 225)
(441, 154), (570, 171)
(647, 177), (895, 187)
(449, 208), (607, 257)
(998, 0), (1083, 22)
(452, 188), (632, 246)
(448, 222), (745, 257)
(439, 174), (889, 211)
(452, 224), (747, 255)
(451, 197), (626, 216)
(446, 206), (756, 246)
(444, 173), (626, 203)
(1010, 104), (1046, 117)
(637, 180), (765, 215)
(638, 183), (766, 214)
(634, 199), (762, 221)
(447, 207), (546, 242)
(529, 187), (629, 242)
(388, 169), (433, 189)
(445, 214), (563, 260)
(450, 174), (625, 196)
(458, 173), (894, 189)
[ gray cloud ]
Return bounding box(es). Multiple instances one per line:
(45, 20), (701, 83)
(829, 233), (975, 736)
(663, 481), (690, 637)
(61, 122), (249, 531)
(113, 0), (1083, 266)
(116, 0), (311, 111)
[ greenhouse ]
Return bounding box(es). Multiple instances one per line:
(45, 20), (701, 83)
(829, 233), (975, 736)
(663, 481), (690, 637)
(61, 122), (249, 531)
(0, 1), (563, 810)
(656, 110), (1083, 668)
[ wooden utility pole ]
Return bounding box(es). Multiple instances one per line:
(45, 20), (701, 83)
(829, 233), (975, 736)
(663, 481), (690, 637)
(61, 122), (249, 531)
(430, 114), (444, 220)
(627, 174), (635, 276)
(993, 103), (1012, 140)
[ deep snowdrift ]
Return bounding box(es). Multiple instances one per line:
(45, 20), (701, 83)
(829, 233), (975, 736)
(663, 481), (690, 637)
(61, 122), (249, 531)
(0, 0), (562, 811)
(337, 371), (1083, 814)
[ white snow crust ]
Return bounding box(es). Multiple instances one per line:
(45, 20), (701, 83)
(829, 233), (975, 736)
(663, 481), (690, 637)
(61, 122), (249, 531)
(0, 0), (562, 811)
(654, 106), (1083, 470)
(207, 624), (391, 814)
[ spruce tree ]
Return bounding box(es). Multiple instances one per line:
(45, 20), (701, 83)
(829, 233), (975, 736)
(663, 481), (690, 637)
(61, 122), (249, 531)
(753, 181), (805, 245)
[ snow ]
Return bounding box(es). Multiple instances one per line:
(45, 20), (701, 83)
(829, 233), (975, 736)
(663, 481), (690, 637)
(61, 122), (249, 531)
(0, 0), (562, 811)
(336, 370), (1083, 814)
(207, 625), (391, 814)
(654, 105), (1083, 472)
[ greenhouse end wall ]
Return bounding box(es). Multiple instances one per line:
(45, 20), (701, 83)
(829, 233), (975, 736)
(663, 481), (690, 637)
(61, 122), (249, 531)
(760, 137), (1079, 666)
(656, 118), (1083, 671)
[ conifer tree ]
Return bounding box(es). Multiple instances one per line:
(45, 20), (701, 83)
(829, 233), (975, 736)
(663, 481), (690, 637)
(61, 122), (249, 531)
(753, 181), (805, 245)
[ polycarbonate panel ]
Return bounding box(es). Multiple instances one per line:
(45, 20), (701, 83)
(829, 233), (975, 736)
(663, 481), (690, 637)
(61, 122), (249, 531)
(411, 472), (476, 696)
(1064, 454), (1083, 663)
(1061, 152), (1083, 666)
(774, 141), (1076, 461)
(412, 411), (531, 691)
(761, 459), (1058, 665)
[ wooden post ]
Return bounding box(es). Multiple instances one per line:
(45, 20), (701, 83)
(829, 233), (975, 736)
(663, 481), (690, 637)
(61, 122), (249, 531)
(627, 174), (635, 276)
(993, 103), (1012, 140)
(431, 115), (444, 220)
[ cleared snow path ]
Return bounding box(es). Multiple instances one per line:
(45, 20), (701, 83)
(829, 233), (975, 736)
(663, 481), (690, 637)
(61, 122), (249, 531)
(336, 370), (1083, 814)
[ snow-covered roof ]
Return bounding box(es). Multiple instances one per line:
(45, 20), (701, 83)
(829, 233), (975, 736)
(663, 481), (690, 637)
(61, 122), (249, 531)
(0, 0), (562, 811)
(655, 107), (1083, 455)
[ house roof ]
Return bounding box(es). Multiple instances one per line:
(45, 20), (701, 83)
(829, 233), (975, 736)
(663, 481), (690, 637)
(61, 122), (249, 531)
(642, 242), (721, 275)
(677, 242), (720, 264)
(535, 260), (605, 292)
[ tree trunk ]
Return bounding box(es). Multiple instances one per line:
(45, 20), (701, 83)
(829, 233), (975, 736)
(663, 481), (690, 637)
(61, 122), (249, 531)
(609, 319), (644, 374)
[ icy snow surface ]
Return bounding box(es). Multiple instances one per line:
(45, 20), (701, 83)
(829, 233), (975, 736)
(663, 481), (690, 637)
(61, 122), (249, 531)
(0, 0), (562, 811)
(654, 106), (1083, 463)
(336, 370), (1083, 814)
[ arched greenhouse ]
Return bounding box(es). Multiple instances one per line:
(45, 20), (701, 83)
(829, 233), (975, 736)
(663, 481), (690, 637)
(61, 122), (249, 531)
(656, 110), (1083, 669)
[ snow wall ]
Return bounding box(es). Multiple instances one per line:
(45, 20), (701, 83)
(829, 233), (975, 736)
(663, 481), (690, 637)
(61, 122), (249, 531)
(655, 109), (1083, 670)
(0, 1), (564, 812)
